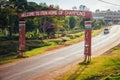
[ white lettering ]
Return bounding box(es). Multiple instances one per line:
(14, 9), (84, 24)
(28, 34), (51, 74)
(48, 11), (57, 15)
(65, 11), (85, 16)
(21, 13), (26, 17)
(28, 12), (35, 16)
(40, 11), (48, 15)
(19, 10), (91, 18)
(35, 11), (40, 16)
(58, 11), (64, 15)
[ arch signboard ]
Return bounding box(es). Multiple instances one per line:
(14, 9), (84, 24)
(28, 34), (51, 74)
(18, 10), (92, 61)
(19, 10), (92, 18)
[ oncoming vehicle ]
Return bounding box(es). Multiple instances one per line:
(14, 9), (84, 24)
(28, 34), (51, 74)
(104, 28), (109, 34)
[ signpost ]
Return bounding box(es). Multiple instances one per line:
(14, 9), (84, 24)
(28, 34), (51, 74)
(18, 21), (26, 57)
(84, 21), (92, 62)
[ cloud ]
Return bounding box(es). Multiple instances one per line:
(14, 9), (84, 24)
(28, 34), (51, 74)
(89, 0), (120, 11)
(28, 0), (120, 12)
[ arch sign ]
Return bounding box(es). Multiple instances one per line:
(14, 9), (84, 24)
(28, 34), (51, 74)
(19, 10), (92, 18)
(18, 10), (92, 62)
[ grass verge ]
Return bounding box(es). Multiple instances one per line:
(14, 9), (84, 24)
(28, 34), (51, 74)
(56, 44), (120, 80)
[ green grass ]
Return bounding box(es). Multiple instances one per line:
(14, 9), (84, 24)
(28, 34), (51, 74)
(24, 41), (58, 57)
(0, 28), (103, 65)
(0, 56), (20, 65)
(92, 29), (103, 37)
(56, 44), (120, 80)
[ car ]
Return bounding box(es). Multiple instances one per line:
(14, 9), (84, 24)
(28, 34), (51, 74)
(104, 28), (109, 34)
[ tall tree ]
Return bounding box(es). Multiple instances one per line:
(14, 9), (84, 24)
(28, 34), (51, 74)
(63, 17), (70, 34)
(69, 16), (77, 30)
(72, 6), (77, 10)
(0, 0), (18, 38)
(79, 5), (89, 11)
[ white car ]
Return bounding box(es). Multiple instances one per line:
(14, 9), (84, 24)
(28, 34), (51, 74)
(104, 28), (109, 34)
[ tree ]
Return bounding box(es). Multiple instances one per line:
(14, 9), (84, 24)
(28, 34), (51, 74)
(53, 16), (64, 37)
(0, 0), (18, 38)
(63, 17), (70, 34)
(72, 6), (77, 10)
(39, 2), (49, 10)
(79, 18), (84, 30)
(27, 2), (42, 11)
(55, 5), (60, 10)
(69, 16), (77, 30)
(16, 0), (27, 10)
(39, 21), (55, 39)
(79, 5), (89, 11)
(95, 9), (100, 13)
(99, 19), (105, 26)
(74, 16), (83, 31)
(33, 17), (41, 34)
(92, 19), (105, 30)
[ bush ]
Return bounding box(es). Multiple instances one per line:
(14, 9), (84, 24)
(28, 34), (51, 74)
(26, 41), (51, 50)
(0, 37), (7, 41)
(26, 32), (43, 39)
(66, 35), (75, 39)
(53, 40), (62, 45)
(39, 42), (51, 47)
(0, 43), (18, 56)
(75, 34), (80, 37)
(71, 30), (80, 34)
(61, 33), (66, 37)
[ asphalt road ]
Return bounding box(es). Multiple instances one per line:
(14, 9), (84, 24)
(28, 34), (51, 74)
(0, 25), (120, 80)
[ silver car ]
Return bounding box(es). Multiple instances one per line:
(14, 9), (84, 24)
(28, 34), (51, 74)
(104, 28), (109, 34)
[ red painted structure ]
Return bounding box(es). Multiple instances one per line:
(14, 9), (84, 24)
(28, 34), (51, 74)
(19, 21), (26, 51)
(84, 21), (92, 56)
(19, 10), (92, 18)
(18, 10), (92, 57)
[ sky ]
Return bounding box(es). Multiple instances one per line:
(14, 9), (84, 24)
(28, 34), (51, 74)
(28, 0), (120, 12)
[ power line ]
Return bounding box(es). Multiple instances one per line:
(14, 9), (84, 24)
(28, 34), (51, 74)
(98, 0), (120, 6)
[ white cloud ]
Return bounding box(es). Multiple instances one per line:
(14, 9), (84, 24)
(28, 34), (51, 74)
(28, 0), (120, 12)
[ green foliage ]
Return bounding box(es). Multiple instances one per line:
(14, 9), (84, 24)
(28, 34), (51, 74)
(50, 40), (63, 45)
(0, 37), (7, 41)
(92, 29), (103, 37)
(66, 34), (75, 39)
(66, 32), (84, 39)
(26, 31), (43, 39)
(74, 34), (81, 37)
(26, 41), (51, 51)
(69, 16), (77, 30)
(80, 19), (84, 29)
(63, 17), (70, 33)
(92, 19), (106, 30)
(103, 73), (120, 80)
(0, 41), (18, 56)
(71, 29), (82, 34)
(0, 0), (85, 40)
(26, 32), (34, 39)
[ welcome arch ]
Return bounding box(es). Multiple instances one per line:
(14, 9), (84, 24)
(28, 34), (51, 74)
(18, 10), (92, 62)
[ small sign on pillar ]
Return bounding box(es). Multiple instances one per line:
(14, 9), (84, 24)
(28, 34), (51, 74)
(84, 21), (92, 62)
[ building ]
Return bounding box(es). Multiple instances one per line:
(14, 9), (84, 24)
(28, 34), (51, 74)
(92, 10), (120, 25)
